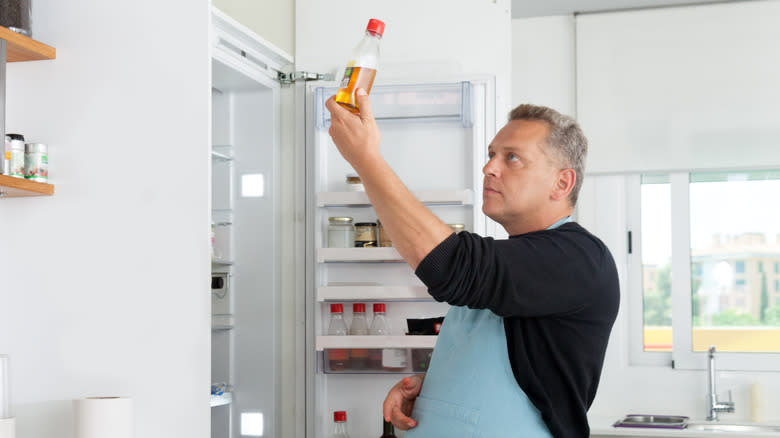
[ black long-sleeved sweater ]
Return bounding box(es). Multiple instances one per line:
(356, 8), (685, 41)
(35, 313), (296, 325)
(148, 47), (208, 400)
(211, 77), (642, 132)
(414, 222), (620, 438)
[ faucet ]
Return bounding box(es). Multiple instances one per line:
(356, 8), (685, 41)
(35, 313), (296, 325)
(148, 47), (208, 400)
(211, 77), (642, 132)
(707, 346), (735, 421)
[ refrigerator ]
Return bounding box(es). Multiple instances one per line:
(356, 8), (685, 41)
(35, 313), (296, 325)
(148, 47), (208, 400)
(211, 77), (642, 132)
(209, 7), (496, 438)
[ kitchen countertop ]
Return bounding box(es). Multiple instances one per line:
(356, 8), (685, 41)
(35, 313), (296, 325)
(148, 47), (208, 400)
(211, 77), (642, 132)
(589, 416), (780, 438)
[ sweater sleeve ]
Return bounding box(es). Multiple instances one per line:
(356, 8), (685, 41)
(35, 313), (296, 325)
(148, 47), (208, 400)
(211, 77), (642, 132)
(414, 225), (609, 318)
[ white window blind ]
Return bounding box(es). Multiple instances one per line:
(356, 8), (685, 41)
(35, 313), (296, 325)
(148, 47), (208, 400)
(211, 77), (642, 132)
(576, 1), (780, 175)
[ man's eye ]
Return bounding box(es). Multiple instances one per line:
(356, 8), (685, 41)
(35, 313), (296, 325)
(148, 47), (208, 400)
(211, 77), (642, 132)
(508, 153), (519, 161)
(487, 152), (495, 160)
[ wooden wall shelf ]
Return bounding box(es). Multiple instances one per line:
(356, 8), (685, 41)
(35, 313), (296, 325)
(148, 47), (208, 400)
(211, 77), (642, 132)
(0, 26), (56, 62)
(0, 175), (55, 197)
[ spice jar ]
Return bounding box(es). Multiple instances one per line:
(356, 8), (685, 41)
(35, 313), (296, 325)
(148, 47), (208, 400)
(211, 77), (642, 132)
(346, 174), (364, 192)
(448, 223), (465, 234)
(328, 217), (355, 248)
(8, 136), (25, 179)
(24, 143), (48, 182)
(377, 219), (393, 247)
(354, 222), (377, 247)
(0, 0), (32, 36)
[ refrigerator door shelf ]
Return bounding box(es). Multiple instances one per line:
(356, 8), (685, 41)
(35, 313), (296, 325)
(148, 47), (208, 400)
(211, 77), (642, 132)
(210, 392), (233, 408)
(315, 82), (473, 129)
(317, 285), (432, 302)
(317, 247), (404, 263)
(316, 335), (438, 350)
(317, 189), (473, 207)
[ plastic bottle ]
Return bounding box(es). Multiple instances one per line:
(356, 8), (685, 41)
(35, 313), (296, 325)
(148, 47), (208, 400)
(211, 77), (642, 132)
(380, 419), (398, 438)
(368, 303), (388, 370)
(349, 303), (369, 370)
(370, 303), (408, 371)
(335, 18), (385, 114)
(331, 411), (350, 438)
(328, 304), (350, 371)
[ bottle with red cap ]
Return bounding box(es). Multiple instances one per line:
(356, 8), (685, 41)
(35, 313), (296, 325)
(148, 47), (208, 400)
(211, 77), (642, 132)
(331, 411), (350, 438)
(348, 303), (369, 369)
(369, 303), (408, 371)
(335, 18), (385, 114)
(328, 304), (349, 371)
(368, 303), (388, 370)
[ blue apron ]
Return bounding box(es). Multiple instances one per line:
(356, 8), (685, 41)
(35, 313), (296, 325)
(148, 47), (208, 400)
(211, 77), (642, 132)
(405, 217), (570, 438)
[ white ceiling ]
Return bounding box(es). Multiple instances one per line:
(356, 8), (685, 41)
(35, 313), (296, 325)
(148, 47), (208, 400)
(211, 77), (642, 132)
(511, 0), (741, 18)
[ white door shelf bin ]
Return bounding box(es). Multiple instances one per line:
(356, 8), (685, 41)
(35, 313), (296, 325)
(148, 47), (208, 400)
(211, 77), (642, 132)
(316, 335), (438, 351)
(317, 285), (432, 302)
(317, 189), (473, 207)
(317, 247), (404, 263)
(210, 392), (233, 408)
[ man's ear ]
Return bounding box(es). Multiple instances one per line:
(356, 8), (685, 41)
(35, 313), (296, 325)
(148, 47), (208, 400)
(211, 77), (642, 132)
(551, 168), (576, 202)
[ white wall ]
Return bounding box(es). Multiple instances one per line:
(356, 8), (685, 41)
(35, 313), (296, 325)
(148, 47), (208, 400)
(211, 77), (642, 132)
(212, 0), (295, 56)
(510, 16), (575, 118)
(295, 0), (512, 131)
(0, 1), (210, 437)
(512, 4), (780, 425)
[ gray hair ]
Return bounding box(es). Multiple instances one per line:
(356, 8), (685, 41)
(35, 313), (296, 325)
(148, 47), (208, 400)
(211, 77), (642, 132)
(508, 104), (588, 206)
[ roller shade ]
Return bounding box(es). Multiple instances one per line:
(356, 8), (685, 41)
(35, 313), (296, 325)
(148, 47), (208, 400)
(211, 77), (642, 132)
(576, 1), (780, 175)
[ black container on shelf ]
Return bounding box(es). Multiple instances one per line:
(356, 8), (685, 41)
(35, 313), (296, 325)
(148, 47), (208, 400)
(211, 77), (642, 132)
(0, 0), (32, 36)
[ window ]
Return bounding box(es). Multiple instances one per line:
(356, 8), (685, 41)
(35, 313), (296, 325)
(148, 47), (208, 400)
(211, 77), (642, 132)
(631, 170), (780, 370)
(639, 175), (672, 352)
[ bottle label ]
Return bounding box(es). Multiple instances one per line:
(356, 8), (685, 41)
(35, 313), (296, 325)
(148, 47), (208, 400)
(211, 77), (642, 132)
(382, 349), (408, 368)
(339, 67), (354, 89)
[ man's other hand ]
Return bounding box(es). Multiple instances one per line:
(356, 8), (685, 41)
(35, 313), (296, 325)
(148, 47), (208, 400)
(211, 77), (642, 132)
(382, 374), (424, 430)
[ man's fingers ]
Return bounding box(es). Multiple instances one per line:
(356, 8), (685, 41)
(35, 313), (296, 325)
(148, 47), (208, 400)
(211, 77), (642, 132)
(355, 88), (375, 122)
(391, 406), (417, 430)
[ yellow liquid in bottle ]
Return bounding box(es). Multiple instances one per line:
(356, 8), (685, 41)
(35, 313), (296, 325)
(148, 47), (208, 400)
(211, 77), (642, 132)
(335, 66), (377, 114)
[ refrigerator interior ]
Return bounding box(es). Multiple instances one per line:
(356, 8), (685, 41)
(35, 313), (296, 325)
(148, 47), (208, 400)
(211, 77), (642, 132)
(307, 80), (493, 437)
(211, 55), (282, 438)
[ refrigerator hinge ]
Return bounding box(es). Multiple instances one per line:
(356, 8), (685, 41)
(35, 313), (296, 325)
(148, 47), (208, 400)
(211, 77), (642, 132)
(277, 71), (334, 85)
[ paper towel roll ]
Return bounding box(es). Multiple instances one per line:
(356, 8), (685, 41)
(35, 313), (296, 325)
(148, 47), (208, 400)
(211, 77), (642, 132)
(0, 355), (10, 419)
(0, 418), (15, 438)
(74, 397), (133, 438)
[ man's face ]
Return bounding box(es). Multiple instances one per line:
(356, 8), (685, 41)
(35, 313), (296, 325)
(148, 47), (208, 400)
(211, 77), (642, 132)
(482, 119), (560, 227)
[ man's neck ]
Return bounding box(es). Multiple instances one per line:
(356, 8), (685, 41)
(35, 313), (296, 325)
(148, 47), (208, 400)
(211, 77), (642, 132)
(502, 208), (574, 236)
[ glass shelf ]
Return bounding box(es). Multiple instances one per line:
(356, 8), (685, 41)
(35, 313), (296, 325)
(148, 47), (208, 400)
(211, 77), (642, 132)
(317, 248), (403, 263)
(210, 392), (233, 408)
(317, 285), (431, 302)
(317, 189), (473, 207)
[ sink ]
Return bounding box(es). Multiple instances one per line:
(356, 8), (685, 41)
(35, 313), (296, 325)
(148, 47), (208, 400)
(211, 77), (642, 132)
(613, 415), (689, 429)
(686, 422), (780, 433)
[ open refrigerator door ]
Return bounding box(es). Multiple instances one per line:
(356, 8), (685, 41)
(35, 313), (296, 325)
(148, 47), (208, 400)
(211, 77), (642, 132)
(305, 78), (495, 437)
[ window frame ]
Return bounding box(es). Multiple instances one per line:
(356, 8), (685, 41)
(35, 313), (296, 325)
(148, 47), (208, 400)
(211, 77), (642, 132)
(628, 172), (780, 371)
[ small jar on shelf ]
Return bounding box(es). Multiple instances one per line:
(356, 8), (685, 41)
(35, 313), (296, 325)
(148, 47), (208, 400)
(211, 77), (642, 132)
(328, 217), (355, 248)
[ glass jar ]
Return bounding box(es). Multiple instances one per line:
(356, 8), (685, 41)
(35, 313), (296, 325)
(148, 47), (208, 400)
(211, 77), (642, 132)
(328, 217), (355, 248)
(0, 0), (32, 36)
(354, 222), (377, 247)
(376, 219), (393, 247)
(448, 223), (465, 234)
(8, 138), (25, 179)
(346, 174), (364, 191)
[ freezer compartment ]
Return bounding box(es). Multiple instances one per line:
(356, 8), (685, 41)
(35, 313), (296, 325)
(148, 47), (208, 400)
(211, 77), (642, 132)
(315, 82), (472, 128)
(322, 347), (435, 374)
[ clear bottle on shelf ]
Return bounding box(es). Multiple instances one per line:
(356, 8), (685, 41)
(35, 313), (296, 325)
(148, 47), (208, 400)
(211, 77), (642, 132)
(349, 303), (369, 370)
(368, 303), (388, 370)
(328, 304), (350, 371)
(369, 303), (408, 371)
(331, 410), (350, 438)
(335, 18), (385, 114)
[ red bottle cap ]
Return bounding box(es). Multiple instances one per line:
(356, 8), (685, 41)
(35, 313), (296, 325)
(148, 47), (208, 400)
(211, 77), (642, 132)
(366, 18), (385, 36)
(334, 410), (347, 422)
(373, 303), (386, 313)
(330, 303), (343, 313)
(353, 303), (366, 313)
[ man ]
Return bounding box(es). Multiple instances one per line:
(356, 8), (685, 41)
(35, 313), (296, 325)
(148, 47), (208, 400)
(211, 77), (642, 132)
(325, 89), (619, 438)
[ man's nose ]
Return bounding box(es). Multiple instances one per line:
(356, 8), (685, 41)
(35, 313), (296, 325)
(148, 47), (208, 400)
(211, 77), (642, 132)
(483, 156), (499, 177)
